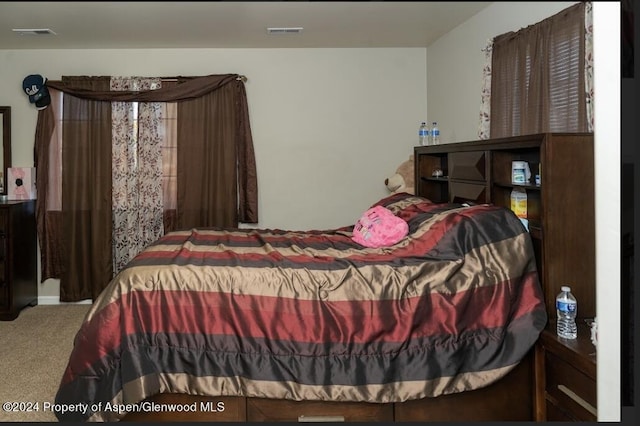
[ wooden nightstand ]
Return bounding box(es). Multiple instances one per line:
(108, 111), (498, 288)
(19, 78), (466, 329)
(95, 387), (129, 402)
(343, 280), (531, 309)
(535, 320), (597, 421)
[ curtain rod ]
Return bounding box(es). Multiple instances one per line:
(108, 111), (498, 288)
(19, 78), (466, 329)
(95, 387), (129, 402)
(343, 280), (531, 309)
(160, 75), (247, 82)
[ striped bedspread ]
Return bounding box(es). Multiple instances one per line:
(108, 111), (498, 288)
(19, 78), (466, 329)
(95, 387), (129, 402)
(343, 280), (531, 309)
(54, 193), (547, 421)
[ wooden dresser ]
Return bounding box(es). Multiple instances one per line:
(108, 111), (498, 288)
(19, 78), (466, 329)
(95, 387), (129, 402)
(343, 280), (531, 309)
(0, 199), (37, 320)
(414, 132), (596, 420)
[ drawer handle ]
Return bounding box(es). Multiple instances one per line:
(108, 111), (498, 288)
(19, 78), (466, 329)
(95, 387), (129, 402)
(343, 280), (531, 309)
(298, 415), (345, 422)
(557, 384), (597, 416)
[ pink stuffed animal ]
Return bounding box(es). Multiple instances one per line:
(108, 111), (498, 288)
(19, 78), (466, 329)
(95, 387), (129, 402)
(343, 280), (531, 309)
(352, 205), (409, 248)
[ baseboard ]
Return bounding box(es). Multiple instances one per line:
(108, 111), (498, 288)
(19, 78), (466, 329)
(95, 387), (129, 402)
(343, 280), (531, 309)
(37, 296), (92, 305)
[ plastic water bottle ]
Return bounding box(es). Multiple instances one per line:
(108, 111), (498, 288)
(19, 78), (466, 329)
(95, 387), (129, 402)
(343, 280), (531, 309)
(431, 122), (440, 145)
(556, 285), (577, 339)
(418, 122), (429, 146)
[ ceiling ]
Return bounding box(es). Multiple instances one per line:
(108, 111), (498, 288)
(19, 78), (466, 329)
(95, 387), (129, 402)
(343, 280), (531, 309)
(0, 2), (492, 50)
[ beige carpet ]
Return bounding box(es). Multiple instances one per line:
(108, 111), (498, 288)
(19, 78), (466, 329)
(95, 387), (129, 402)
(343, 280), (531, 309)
(0, 304), (90, 422)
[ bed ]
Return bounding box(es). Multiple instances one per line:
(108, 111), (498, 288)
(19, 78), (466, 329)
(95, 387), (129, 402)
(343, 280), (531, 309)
(54, 193), (547, 422)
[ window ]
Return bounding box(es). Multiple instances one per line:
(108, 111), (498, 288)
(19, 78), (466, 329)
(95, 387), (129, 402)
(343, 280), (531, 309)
(34, 74), (258, 301)
(488, 2), (590, 138)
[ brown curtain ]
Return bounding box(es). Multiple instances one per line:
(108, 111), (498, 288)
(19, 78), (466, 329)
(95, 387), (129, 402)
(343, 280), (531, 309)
(490, 2), (587, 138)
(34, 74), (258, 302)
(177, 79), (257, 228)
(33, 104), (61, 281)
(61, 76), (113, 301)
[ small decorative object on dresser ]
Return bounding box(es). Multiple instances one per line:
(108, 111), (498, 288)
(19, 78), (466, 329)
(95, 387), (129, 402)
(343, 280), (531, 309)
(7, 167), (37, 200)
(0, 199), (38, 320)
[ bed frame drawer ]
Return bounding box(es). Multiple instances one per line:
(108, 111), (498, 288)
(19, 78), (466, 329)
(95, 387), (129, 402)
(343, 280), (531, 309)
(246, 398), (393, 422)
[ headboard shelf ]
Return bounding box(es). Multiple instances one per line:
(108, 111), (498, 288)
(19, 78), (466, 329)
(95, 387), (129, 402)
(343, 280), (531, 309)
(415, 132), (595, 320)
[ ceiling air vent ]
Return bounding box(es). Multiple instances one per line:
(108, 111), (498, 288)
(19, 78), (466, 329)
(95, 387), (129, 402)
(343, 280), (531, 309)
(12, 28), (57, 36)
(267, 27), (303, 35)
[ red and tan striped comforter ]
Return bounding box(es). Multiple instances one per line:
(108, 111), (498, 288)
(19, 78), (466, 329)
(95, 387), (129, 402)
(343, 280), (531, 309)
(54, 193), (547, 421)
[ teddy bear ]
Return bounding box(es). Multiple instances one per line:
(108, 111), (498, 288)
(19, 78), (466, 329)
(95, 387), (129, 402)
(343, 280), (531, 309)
(384, 155), (415, 195)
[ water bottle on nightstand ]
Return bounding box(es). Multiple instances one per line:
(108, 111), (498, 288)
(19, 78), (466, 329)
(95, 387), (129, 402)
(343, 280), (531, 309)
(556, 285), (577, 339)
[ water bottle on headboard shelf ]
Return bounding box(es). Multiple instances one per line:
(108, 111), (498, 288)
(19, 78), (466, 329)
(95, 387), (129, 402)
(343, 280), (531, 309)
(418, 122), (429, 146)
(430, 122), (440, 145)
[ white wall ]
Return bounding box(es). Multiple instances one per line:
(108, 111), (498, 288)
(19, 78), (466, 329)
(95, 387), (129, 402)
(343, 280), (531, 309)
(426, 1), (621, 420)
(0, 47), (427, 299)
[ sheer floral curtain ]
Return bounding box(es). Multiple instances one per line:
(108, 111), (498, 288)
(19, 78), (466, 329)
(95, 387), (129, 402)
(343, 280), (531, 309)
(477, 2), (593, 139)
(110, 77), (165, 274)
(584, 2), (594, 132)
(477, 40), (492, 139)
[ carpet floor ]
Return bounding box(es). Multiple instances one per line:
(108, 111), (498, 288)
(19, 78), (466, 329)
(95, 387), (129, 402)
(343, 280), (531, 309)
(0, 304), (90, 422)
